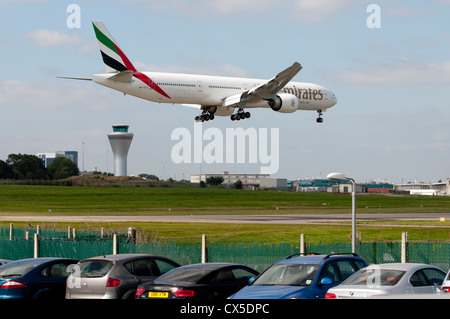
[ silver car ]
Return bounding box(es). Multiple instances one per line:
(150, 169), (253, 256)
(325, 263), (446, 298)
(65, 254), (180, 299)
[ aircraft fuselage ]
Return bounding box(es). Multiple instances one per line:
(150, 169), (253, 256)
(92, 72), (337, 111)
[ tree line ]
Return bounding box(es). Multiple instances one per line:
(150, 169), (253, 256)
(0, 154), (79, 180)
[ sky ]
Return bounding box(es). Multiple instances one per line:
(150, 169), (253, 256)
(0, 0), (449, 184)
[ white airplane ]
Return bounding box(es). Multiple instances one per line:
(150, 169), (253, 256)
(62, 21), (337, 123)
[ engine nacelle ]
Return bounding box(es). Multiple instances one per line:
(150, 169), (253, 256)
(268, 94), (299, 113)
(205, 106), (234, 116)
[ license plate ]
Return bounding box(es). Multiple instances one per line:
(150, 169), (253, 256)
(148, 291), (169, 298)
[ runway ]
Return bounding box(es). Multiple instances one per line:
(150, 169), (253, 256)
(1, 213), (450, 226)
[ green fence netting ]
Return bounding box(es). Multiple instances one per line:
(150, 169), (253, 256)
(1, 226), (450, 272)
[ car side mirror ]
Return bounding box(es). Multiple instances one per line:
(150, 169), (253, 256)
(320, 277), (333, 285)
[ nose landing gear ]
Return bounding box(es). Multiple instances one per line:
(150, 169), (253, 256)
(316, 110), (324, 123)
(230, 109), (251, 121)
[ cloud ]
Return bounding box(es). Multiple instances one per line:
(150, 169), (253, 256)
(0, 80), (117, 111)
(24, 29), (82, 48)
(115, 0), (273, 16)
(0, 0), (51, 2)
(434, 130), (450, 142)
(384, 5), (431, 17)
(357, 140), (450, 154)
(330, 60), (450, 85)
(433, 0), (450, 5)
(203, 0), (278, 14)
(293, 0), (359, 22)
(377, 1), (450, 18)
(148, 0), (279, 18)
(134, 61), (252, 78)
(117, 0), (357, 21)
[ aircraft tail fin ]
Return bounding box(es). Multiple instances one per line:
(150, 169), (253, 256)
(92, 21), (137, 73)
(91, 21), (171, 99)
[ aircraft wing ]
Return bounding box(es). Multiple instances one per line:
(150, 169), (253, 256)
(223, 62), (302, 108)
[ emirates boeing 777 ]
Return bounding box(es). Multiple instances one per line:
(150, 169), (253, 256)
(61, 21), (337, 123)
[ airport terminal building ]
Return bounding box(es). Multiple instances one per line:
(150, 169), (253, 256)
(394, 178), (450, 196)
(190, 171), (294, 190)
(190, 172), (449, 196)
(190, 171), (271, 189)
(36, 151), (78, 168)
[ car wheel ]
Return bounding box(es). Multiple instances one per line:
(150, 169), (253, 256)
(121, 290), (136, 299)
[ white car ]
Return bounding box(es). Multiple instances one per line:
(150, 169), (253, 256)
(441, 269), (450, 292)
(325, 263), (446, 298)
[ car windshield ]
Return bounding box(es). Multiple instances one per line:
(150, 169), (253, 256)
(78, 260), (113, 278)
(252, 264), (319, 286)
(344, 268), (406, 286)
(0, 265), (35, 278)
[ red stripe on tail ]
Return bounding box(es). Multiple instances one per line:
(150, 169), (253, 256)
(134, 72), (171, 99)
(113, 43), (171, 99)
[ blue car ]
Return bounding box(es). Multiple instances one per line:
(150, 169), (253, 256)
(229, 253), (368, 299)
(0, 257), (78, 299)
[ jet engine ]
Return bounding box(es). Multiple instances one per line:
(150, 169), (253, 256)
(268, 94), (299, 113)
(206, 106), (235, 116)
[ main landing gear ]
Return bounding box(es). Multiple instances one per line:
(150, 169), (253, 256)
(195, 111), (215, 122)
(231, 109), (251, 121)
(316, 110), (324, 123)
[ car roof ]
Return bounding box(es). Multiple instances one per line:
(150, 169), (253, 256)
(276, 253), (364, 265)
(0, 257), (77, 267)
(80, 254), (172, 262)
(175, 263), (246, 270)
(364, 263), (440, 271)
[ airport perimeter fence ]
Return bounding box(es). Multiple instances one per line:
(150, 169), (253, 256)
(1, 226), (450, 272)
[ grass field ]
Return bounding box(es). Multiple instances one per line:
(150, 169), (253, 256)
(1, 185), (450, 243)
(1, 185), (450, 215)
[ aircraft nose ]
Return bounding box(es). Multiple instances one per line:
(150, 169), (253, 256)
(329, 90), (337, 106)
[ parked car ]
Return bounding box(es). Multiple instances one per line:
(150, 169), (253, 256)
(135, 263), (259, 300)
(441, 269), (450, 292)
(66, 254), (180, 299)
(0, 259), (11, 267)
(229, 253), (368, 299)
(325, 263), (446, 298)
(0, 257), (78, 299)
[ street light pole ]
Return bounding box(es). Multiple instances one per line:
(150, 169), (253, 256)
(82, 142), (85, 173)
(327, 172), (357, 254)
(349, 177), (356, 254)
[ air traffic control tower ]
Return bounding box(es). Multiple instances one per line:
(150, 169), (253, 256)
(107, 124), (133, 176)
